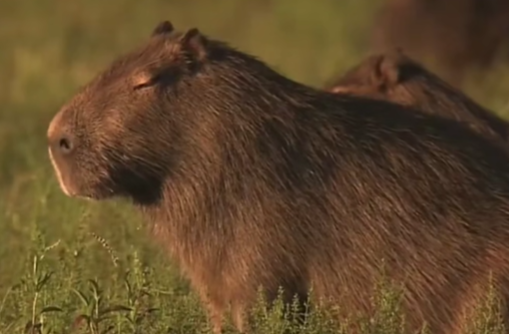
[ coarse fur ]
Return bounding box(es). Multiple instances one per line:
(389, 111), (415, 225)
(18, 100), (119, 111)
(371, 0), (509, 86)
(324, 49), (509, 144)
(48, 21), (509, 334)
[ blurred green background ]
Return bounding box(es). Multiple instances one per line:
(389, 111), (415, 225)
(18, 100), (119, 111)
(1, 0), (509, 332)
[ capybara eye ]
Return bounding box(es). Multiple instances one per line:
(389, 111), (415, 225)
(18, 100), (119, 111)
(133, 81), (153, 90)
(133, 75), (158, 91)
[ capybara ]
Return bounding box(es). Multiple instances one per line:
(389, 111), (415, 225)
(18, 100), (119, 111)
(48, 20), (509, 334)
(323, 50), (509, 144)
(371, 0), (509, 86)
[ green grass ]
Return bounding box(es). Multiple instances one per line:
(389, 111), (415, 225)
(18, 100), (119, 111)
(2, 0), (509, 333)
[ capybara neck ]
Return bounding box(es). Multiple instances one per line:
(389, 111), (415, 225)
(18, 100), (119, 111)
(136, 43), (346, 257)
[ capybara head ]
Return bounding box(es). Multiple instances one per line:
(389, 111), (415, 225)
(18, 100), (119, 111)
(47, 21), (231, 203)
(325, 49), (509, 142)
(325, 49), (439, 102)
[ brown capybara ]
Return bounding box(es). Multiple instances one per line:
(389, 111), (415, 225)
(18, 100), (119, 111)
(371, 0), (509, 86)
(323, 50), (509, 145)
(47, 20), (509, 334)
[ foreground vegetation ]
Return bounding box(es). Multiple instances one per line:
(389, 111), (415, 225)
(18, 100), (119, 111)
(2, 0), (509, 332)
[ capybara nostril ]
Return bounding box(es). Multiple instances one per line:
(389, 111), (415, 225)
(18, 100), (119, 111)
(49, 134), (74, 155)
(58, 136), (73, 154)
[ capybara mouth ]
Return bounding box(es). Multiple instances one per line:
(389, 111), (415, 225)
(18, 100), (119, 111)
(47, 161), (113, 201)
(48, 147), (75, 197)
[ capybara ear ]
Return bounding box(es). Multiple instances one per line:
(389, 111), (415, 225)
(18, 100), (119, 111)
(178, 28), (209, 63)
(151, 20), (175, 37)
(378, 49), (416, 86)
(375, 54), (403, 88)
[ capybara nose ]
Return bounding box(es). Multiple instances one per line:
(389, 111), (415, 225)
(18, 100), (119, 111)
(49, 133), (75, 155)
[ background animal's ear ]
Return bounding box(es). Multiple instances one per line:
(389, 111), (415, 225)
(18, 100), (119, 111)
(373, 52), (403, 88)
(178, 28), (209, 64)
(151, 20), (174, 36)
(379, 48), (416, 86)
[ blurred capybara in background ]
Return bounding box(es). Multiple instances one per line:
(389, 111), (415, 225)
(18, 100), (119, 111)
(371, 0), (509, 87)
(47, 20), (509, 334)
(324, 50), (509, 144)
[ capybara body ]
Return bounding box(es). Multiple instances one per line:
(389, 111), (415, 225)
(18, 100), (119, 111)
(372, 0), (509, 86)
(324, 50), (509, 144)
(48, 21), (509, 334)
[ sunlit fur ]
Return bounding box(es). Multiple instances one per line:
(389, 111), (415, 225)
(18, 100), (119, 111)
(48, 21), (509, 334)
(325, 50), (509, 145)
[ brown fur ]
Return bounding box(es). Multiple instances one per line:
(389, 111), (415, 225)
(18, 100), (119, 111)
(324, 50), (509, 144)
(47, 21), (509, 334)
(371, 0), (509, 86)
